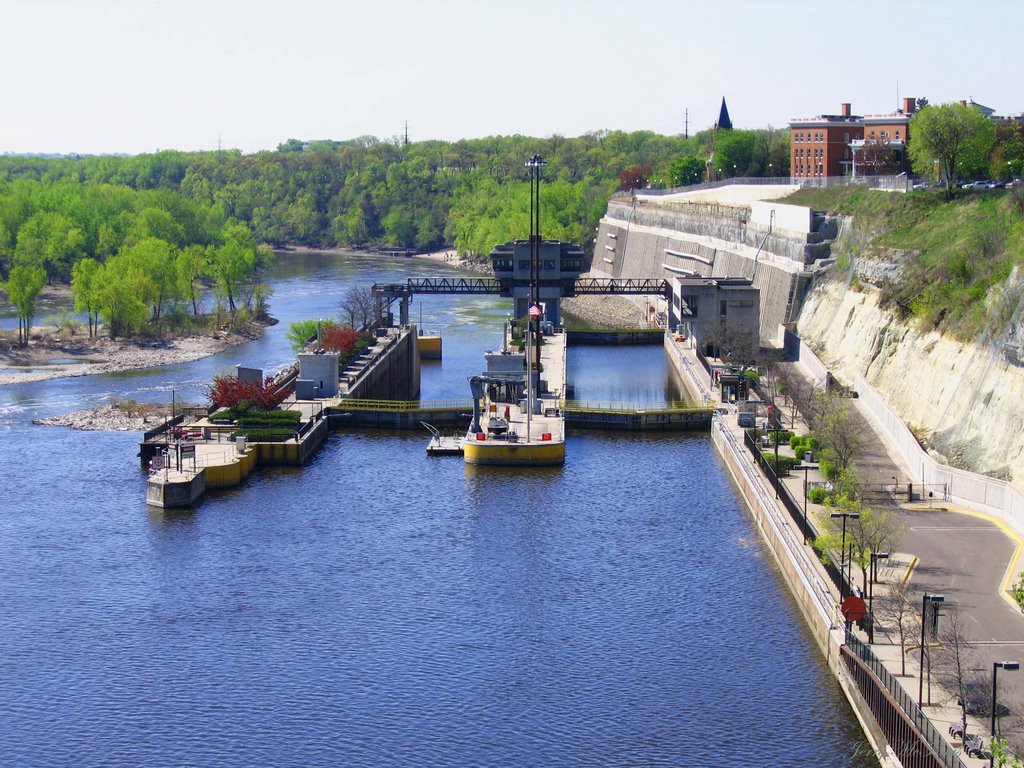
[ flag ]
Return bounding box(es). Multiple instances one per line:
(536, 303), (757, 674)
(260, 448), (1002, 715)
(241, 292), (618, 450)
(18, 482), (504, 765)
(529, 302), (542, 317)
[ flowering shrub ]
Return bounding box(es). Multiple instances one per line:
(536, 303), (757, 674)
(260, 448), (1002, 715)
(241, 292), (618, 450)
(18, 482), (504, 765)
(207, 375), (293, 410)
(322, 326), (361, 357)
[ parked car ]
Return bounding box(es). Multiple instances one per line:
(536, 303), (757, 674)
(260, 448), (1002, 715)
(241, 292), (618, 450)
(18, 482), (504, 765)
(961, 180), (990, 190)
(987, 180), (1006, 189)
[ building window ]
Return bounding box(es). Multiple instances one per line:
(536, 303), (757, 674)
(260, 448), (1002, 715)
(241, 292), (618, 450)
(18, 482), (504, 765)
(845, 132), (850, 142)
(895, 130), (900, 139)
(719, 300), (727, 317)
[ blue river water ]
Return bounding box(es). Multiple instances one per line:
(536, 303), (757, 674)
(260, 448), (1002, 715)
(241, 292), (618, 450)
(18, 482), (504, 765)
(0, 251), (874, 767)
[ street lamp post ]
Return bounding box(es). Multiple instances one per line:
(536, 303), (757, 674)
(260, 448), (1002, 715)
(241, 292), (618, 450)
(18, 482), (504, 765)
(830, 511), (860, 600)
(918, 593), (944, 707)
(990, 661), (1019, 766)
(868, 551), (889, 644)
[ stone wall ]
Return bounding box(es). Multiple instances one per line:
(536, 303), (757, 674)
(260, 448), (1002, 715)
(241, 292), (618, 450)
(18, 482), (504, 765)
(797, 273), (1024, 490)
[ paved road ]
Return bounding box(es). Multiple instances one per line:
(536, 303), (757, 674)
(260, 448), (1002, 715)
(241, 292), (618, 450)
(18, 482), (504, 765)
(896, 505), (1024, 721)
(844, 394), (1024, 732)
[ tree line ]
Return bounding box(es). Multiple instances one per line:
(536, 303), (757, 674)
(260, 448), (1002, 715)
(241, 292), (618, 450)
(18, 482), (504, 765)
(0, 179), (272, 342)
(0, 128), (791, 263)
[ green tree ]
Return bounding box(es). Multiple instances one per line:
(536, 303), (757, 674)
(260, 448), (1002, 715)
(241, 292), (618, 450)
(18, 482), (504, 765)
(71, 257), (102, 337)
(668, 155), (705, 186)
(95, 256), (149, 338)
(208, 224), (257, 315)
(118, 237), (180, 329)
(909, 102), (996, 199)
(286, 319), (321, 352)
(176, 244), (207, 316)
(1, 264), (46, 344)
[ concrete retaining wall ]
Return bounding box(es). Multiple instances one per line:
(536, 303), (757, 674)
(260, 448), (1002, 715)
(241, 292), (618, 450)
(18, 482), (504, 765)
(711, 418), (840, 665)
(855, 373), (1024, 534)
(750, 200), (813, 235)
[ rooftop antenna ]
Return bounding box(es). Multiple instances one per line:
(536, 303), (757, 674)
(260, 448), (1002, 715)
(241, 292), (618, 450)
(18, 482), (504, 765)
(524, 153), (547, 442)
(684, 108), (689, 139)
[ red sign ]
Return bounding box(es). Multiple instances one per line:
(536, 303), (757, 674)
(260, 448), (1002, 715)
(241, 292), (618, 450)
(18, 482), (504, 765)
(841, 596), (868, 622)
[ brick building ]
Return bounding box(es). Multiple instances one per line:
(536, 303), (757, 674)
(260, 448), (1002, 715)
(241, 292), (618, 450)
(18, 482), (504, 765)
(849, 97), (917, 176)
(789, 103), (863, 179)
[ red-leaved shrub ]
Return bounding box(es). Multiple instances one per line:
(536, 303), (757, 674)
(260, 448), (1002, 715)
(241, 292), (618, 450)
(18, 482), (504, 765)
(208, 375), (293, 410)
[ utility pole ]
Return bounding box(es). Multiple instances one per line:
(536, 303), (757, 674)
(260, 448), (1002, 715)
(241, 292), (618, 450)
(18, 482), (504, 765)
(684, 109), (689, 139)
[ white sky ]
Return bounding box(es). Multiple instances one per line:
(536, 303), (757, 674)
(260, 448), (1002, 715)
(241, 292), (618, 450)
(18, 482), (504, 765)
(3, 0), (1022, 155)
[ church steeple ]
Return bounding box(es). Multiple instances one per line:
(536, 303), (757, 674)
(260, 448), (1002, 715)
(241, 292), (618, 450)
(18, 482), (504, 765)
(715, 98), (733, 131)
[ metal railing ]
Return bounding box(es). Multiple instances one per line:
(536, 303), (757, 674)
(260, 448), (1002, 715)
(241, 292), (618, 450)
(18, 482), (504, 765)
(843, 632), (967, 768)
(742, 428), (850, 598)
(561, 400), (710, 415)
(715, 415), (835, 626)
(328, 398), (473, 413)
(627, 173), (912, 197)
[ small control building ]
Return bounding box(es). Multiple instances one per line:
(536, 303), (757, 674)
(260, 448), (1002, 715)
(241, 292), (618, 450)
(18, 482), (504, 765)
(670, 276), (760, 361)
(489, 240), (586, 325)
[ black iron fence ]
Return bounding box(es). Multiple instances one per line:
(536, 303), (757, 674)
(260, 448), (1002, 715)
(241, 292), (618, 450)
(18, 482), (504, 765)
(843, 632), (967, 768)
(743, 428), (850, 599)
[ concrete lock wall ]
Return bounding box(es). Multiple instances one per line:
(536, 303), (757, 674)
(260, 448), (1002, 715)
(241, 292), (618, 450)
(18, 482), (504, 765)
(347, 326), (420, 401)
(597, 199), (819, 340)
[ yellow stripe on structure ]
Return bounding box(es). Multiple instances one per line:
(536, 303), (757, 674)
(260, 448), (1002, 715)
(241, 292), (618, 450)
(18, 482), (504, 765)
(463, 440), (565, 466)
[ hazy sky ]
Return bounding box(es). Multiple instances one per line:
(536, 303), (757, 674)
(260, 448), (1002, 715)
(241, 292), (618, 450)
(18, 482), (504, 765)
(4, 0), (1022, 155)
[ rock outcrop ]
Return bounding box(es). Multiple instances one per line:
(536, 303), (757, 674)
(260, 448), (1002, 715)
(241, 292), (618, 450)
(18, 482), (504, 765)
(797, 268), (1024, 487)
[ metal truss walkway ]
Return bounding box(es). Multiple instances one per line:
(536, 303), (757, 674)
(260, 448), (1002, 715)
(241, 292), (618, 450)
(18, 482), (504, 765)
(373, 276), (671, 300)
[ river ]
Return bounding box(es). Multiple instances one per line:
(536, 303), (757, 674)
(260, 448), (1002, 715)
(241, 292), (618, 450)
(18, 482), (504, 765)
(0, 250), (874, 767)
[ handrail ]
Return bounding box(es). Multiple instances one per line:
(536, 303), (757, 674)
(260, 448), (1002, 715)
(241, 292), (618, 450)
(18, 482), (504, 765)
(561, 400), (711, 415)
(328, 398), (473, 413)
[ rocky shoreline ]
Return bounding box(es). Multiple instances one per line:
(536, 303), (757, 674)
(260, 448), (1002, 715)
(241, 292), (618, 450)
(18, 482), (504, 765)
(33, 401), (196, 432)
(0, 321), (270, 387)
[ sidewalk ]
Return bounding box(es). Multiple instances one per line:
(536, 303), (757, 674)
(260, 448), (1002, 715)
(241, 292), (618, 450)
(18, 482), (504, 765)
(667, 336), (1019, 766)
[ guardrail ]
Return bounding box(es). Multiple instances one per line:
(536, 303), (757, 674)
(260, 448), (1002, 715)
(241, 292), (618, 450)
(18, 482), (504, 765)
(561, 400), (710, 415)
(329, 398), (473, 413)
(626, 174), (911, 197)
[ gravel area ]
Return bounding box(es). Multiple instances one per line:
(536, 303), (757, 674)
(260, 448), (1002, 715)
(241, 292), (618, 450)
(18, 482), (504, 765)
(561, 295), (647, 328)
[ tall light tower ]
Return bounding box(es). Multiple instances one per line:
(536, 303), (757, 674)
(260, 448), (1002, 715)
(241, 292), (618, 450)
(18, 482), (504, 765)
(524, 153), (547, 440)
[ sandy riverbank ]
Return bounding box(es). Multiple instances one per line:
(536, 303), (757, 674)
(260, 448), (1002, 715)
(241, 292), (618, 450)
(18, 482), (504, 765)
(0, 322), (269, 387)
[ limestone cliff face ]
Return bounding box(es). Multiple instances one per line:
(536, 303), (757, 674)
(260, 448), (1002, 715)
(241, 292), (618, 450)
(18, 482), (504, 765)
(796, 270), (1024, 487)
